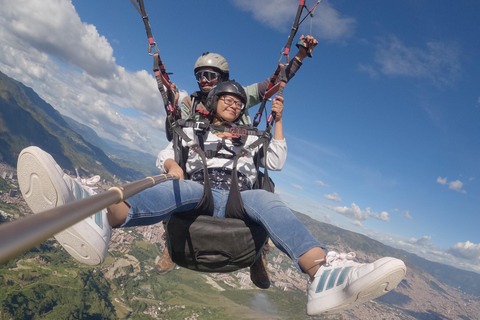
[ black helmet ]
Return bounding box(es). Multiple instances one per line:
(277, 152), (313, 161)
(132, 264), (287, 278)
(205, 81), (247, 121)
(194, 52), (230, 82)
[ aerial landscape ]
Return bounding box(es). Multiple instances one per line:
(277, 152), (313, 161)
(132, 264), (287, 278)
(1, 0), (480, 319)
(1, 71), (480, 319)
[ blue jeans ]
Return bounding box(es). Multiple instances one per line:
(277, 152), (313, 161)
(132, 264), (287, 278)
(122, 179), (326, 271)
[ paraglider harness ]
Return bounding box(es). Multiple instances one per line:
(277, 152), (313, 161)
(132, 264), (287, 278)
(165, 113), (275, 272)
(130, 0), (321, 272)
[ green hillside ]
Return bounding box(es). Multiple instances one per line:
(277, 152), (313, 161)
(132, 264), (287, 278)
(0, 239), (312, 320)
(0, 71), (144, 182)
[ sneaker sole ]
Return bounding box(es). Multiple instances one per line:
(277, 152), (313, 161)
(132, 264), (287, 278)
(18, 146), (106, 265)
(307, 257), (406, 315)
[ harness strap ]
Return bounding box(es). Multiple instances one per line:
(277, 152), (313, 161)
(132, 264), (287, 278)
(130, 0), (180, 141)
(224, 134), (270, 220)
(172, 117), (273, 221)
(205, 140), (235, 159)
(253, 64), (287, 128)
(254, 65), (288, 128)
(177, 119), (211, 132)
(177, 119), (267, 138)
(153, 53), (175, 114)
(189, 144), (214, 216)
(253, 0), (322, 128)
(209, 124), (265, 138)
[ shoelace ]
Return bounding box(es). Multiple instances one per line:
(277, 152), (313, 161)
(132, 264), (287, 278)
(75, 168), (101, 190)
(325, 252), (356, 266)
(308, 252), (357, 287)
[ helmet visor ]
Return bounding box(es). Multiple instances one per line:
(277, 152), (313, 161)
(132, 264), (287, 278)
(195, 70), (219, 83)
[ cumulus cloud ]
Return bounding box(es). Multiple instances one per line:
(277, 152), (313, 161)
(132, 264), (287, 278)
(437, 176), (466, 193)
(230, 0), (355, 40)
(379, 211), (389, 222)
(327, 203), (390, 222)
(0, 0), (168, 155)
(448, 180), (464, 192)
(374, 35), (461, 86)
(437, 176), (447, 185)
(324, 192), (341, 202)
(1, 1), (116, 78)
(448, 241), (480, 261)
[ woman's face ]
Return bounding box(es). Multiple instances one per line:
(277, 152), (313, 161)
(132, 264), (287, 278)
(215, 94), (243, 122)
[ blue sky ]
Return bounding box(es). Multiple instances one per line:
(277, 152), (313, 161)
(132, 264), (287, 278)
(1, 0), (479, 273)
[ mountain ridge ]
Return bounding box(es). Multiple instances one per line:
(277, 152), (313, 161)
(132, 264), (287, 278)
(293, 210), (480, 296)
(0, 70), (144, 181)
(63, 115), (159, 177)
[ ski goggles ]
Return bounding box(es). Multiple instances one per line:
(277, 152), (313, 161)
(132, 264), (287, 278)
(195, 70), (220, 83)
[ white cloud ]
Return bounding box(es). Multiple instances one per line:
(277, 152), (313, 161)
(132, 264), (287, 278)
(324, 192), (341, 202)
(448, 241), (480, 261)
(437, 177), (466, 193)
(437, 176), (447, 185)
(315, 180), (329, 187)
(230, 0), (355, 40)
(352, 220), (362, 227)
(448, 180), (465, 193)
(403, 210), (413, 220)
(327, 203), (390, 222)
(292, 184), (303, 190)
(379, 211), (389, 222)
(363, 231), (480, 274)
(401, 242), (480, 274)
(408, 235), (432, 247)
(374, 35), (461, 86)
(0, 0), (168, 155)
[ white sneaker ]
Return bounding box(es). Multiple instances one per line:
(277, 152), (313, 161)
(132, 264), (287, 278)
(17, 146), (111, 265)
(306, 251), (406, 315)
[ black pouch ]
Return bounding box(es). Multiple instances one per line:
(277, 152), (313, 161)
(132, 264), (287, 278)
(166, 214), (268, 273)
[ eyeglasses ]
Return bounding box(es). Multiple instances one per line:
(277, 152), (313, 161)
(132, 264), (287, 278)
(195, 70), (219, 83)
(220, 96), (244, 110)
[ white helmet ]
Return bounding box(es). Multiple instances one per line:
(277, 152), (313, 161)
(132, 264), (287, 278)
(194, 52), (229, 82)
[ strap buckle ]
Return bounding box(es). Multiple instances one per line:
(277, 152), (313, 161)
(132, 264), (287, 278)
(230, 127), (247, 138)
(194, 121), (206, 131)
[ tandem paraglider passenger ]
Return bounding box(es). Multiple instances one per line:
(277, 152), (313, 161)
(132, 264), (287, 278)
(156, 34), (320, 287)
(17, 81), (406, 315)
